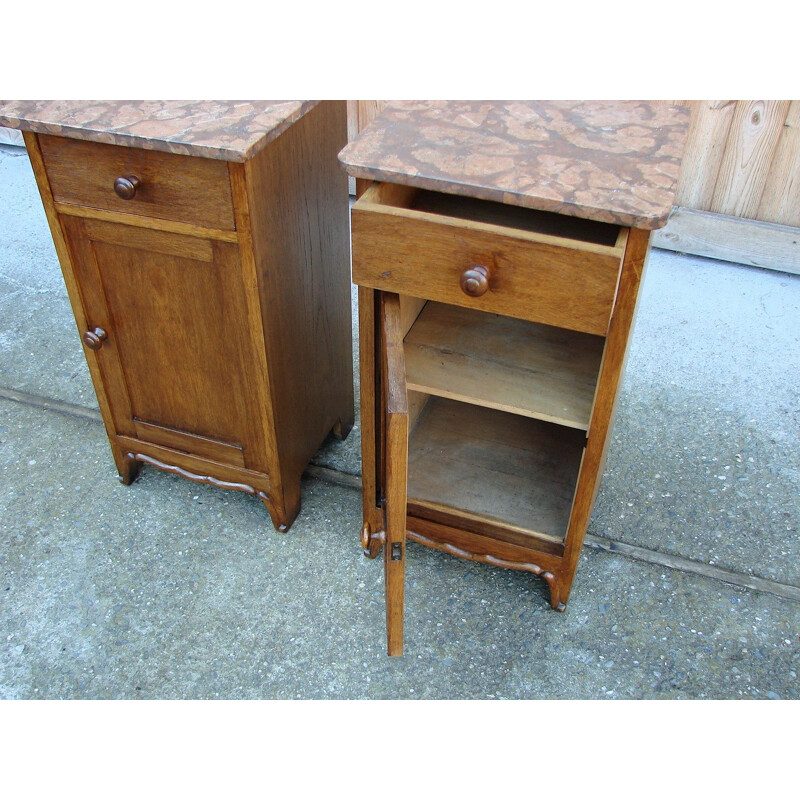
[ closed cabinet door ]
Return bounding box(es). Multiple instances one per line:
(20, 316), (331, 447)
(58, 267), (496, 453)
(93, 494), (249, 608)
(61, 216), (267, 472)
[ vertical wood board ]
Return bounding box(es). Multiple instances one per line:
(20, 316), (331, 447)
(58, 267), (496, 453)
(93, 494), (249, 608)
(710, 100), (791, 219)
(671, 100), (737, 210)
(757, 102), (800, 227)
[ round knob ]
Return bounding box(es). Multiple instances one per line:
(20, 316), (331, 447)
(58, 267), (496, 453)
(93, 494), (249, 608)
(460, 264), (490, 297)
(82, 327), (107, 350)
(113, 175), (141, 200)
(360, 523), (372, 552)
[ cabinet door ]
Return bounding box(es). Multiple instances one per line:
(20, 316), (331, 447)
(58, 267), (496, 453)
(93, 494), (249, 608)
(379, 291), (409, 657)
(61, 216), (266, 471)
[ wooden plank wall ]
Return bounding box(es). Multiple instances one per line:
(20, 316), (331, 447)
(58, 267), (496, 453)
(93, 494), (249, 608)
(652, 100), (798, 273)
(346, 101), (388, 144)
(347, 100), (799, 274)
(346, 101), (388, 195)
(662, 100), (797, 227)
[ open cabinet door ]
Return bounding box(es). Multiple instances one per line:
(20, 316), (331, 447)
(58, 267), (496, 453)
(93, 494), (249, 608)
(379, 292), (409, 656)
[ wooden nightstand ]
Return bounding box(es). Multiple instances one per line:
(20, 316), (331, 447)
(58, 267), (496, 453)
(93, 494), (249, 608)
(1, 100), (354, 532)
(340, 101), (690, 655)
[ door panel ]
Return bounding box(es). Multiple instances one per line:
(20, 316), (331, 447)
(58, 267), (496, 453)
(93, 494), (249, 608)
(61, 216), (261, 469)
(379, 291), (409, 656)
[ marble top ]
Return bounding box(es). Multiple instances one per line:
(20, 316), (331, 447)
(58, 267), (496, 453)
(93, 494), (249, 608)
(0, 100), (318, 162)
(339, 100), (691, 230)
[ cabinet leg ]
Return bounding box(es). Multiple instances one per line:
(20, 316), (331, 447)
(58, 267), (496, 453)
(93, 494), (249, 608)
(261, 496), (301, 533)
(116, 452), (141, 486)
(332, 414), (354, 441)
(261, 479), (302, 533)
(544, 571), (571, 612)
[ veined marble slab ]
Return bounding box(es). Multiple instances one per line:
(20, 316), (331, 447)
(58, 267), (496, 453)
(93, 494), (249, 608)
(339, 100), (691, 230)
(0, 100), (318, 162)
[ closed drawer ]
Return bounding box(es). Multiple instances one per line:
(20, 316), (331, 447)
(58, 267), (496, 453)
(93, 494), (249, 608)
(39, 134), (236, 231)
(351, 183), (628, 336)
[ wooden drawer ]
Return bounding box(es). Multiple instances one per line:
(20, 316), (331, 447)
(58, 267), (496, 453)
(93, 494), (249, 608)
(38, 134), (236, 231)
(351, 183), (628, 336)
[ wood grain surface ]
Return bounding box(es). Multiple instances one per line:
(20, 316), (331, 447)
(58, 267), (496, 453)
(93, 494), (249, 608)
(23, 102), (353, 532)
(380, 292), (409, 657)
(404, 302), (604, 429)
(407, 396), (585, 542)
(710, 101), (791, 219)
(352, 188), (624, 336)
(39, 134), (236, 230)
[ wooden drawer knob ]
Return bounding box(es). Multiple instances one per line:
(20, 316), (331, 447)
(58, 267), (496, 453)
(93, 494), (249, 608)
(113, 175), (141, 200)
(460, 264), (490, 297)
(82, 327), (107, 350)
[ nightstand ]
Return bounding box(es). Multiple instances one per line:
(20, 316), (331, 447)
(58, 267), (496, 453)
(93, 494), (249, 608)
(340, 100), (689, 655)
(1, 100), (354, 532)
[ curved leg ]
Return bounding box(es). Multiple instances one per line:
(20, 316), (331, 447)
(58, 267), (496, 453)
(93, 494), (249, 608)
(260, 480), (302, 533)
(116, 451), (141, 486)
(542, 571), (569, 612)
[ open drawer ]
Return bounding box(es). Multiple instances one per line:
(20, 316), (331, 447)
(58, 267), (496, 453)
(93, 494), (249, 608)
(352, 183), (628, 336)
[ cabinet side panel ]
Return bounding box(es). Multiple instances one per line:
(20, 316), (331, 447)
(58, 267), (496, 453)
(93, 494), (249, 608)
(561, 228), (651, 591)
(244, 101), (354, 486)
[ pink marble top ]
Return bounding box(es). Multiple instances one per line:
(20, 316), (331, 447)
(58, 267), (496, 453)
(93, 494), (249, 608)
(339, 100), (691, 230)
(0, 100), (318, 162)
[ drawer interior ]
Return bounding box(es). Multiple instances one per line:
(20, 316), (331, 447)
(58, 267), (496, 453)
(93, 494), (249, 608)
(359, 182), (624, 250)
(354, 184), (627, 337)
(411, 190), (621, 247)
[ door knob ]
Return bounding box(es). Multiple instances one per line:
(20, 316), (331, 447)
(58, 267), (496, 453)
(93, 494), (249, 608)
(113, 175), (141, 200)
(460, 264), (490, 297)
(82, 327), (107, 350)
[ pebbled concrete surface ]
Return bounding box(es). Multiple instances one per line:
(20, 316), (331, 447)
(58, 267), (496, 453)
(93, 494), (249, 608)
(1, 142), (798, 699)
(0, 146), (95, 409)
(1, 399), (796, 700)
(597, 255), (800, 586)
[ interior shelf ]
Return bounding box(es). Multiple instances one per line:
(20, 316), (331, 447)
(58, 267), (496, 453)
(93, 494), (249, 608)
(404, 301), (604, 430)
(406, 396), (586, 544)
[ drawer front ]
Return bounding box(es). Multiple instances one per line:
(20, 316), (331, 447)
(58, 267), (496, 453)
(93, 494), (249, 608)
(39, 134), (236, 230)
(352, 203), (624, 337)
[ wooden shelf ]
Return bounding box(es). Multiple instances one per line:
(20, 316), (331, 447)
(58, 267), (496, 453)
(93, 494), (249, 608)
(404, 302), (604, 430)
(406, 397), (586, 544)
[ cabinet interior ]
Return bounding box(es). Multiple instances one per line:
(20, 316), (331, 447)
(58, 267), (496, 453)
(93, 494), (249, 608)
(406, 395), (584, 545)
(398, 294), (600, 546)
(404, 301), (604, 430)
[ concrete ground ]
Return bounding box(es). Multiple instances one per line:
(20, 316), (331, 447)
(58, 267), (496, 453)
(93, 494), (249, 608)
(1, 141), (798, 699)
